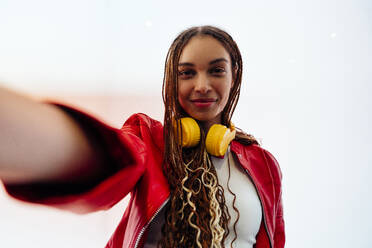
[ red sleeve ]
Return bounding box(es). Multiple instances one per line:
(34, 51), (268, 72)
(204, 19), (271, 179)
(262, 149), (286, 248)
(1, 102), (147, 214)
(274, 193), (285, 248)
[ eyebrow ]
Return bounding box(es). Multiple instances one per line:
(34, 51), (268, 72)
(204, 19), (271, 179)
(178, 58), (229, 67)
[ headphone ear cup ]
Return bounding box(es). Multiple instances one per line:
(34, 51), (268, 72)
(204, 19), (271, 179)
(174, 117), (235, 155)
(177, 117), (201, 148)
(206, 124), (236, 157)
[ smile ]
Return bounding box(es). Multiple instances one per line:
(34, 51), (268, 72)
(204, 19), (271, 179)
(190, 98), (217, 108)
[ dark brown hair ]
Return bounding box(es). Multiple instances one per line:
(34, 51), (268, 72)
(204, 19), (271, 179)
(161, 25), (259, 248)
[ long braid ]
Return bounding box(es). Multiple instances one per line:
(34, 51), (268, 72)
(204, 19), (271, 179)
(226, 152), (240, 248)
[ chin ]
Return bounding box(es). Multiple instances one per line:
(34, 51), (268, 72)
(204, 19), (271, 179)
(180, 106), (221, 124)
(188, 112), (220, 123)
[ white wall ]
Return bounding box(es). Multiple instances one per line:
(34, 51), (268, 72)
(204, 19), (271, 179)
(0, 0), (371, 247)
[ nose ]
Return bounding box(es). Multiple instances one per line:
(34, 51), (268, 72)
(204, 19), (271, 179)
(194, 74), (211, 94)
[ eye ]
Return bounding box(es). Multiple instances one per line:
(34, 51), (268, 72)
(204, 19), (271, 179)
(209, 67), (226, 76)
(178, 69), (196, 79)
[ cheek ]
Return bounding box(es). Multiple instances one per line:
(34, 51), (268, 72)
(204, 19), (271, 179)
(177, 93), (184, 109)
(220, 94), (229, 110)
(177, 86), (187, 110)
(218, 82), (233, 108)
(220, 82), (232, 99)
(177, 83), (189, 103)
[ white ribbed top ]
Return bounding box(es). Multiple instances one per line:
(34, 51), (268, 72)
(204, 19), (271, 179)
(144, 148), (262, 248)
(211, 148), (262, 247)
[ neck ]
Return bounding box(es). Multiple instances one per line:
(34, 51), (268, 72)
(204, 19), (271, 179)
(200, 115), (222, 133)
(200, 122), (213, 134)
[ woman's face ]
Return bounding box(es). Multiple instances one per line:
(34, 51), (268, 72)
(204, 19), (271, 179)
(177, 36), (234, 129)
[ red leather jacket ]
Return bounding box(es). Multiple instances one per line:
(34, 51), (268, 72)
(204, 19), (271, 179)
(3, 104), (285, 248)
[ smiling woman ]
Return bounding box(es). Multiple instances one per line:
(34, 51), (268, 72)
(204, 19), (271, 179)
(161, 26), (284, 248)
(0, 25), (285, 248)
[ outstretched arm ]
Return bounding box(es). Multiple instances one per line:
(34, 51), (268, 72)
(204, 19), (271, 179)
(0, 86), (148, 213)
(0, 86), (105, 185)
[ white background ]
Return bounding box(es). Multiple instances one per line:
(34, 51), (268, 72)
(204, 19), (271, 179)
(0, 0), (371, 247)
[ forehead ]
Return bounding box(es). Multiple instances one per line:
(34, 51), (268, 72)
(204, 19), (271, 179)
(179, 36), (230, 65)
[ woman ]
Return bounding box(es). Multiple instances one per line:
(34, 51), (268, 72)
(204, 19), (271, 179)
(0, 26), (285, 248)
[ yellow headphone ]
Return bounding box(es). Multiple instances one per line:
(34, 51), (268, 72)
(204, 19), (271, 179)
(174, 117), (236, 157)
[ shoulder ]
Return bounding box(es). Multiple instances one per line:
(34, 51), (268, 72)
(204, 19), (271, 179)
(259, 147), (283, 200)
(122, 113), (162, 128)
(121, 113), (163, 132)
(234, 142), (283, 184)
(121, 113), (164, 150)
(259, 146), (283, 181)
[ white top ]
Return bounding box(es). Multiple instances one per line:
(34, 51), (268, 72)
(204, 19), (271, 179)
(211, 149), (262, 247)
(144, 149), (262, 248)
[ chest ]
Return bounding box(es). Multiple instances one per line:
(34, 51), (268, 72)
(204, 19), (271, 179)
(212, 151), (263, 246)
(144, 151), (263, 247)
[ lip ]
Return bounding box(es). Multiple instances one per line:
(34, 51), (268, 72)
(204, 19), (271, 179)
(190, 98), (217, 108)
